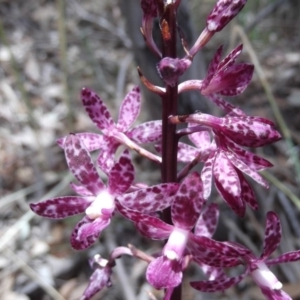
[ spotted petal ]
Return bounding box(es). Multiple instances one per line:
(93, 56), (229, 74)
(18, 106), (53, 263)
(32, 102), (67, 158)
(108, 150), (134, 195)
(71, 216), (111, 250)
(117, 86), (141, 131)
(81, 88), (114, 132)
(146, 256), (182, 289)
(260, 212), (281, 260)
(171, 172), (204, 230)
(128, 120), (162, 143)
(117, 183), (178, 212)
(30, 196), (93, 219)
(194, 203), (219, 238)
(201, 151), (216, 199)
(64, 134), (105, 195)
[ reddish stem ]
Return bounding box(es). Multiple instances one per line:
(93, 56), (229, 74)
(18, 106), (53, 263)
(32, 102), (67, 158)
(160, 3), (181, 300)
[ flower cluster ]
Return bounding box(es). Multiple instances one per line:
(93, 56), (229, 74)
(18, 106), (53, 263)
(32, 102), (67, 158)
(29, 1), (299, 300)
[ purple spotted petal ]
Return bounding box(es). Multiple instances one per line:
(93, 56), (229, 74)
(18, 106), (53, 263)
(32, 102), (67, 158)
(81, 88), (114, 132)
(191, 270), (247, 292)
(207, 94), (245, 115)
(260, 212), (281, 260)
(188, 125), (211, 151)
(195, 203), (219, 238)
(128, 120), (162, 143)
(71, 216), (111, 250)
(218, 44), (243, 70)
(236, 169), (258, 210)
(202, 45), (223, 90)
(260, 287), (292, 300)
(171, 172), (204, 230)
(188, 235), (247, 267)
(206, 0), (247, 33)
(146, 256), (182, 289)
(81, 267), (112, 300)
(176, 142), (199, 163)
(97, 136), (120, 173)
(108, 150), (134, 195)
(117, 183), (179, 212)
(267, 250), (300, 266)
(226, 137), (273, 171)
(213, 151), (245, 217)
(64, 134), (105, 195)
(30, 196), (93, 219)
(70, 183), (94, 196)
(201, 151), (216, 199)
(226, 151), (269, 188)
(136, 216), (173, 240)
(117, 86), (141, 131)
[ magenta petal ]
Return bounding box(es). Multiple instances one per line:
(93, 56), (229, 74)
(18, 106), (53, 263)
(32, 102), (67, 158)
(30, 196), (93, 219)
(71, 216), (110, 250)
(146, 256), (182, 289)
(81, 268), (112, 300)
(70, 183), (94, 196)
(171, 172), (204, 230)
(136, 217), (173, 240)
(188, 126), (211, 151)
(226, 151), (269, 188)
(117, 86), (141, 131)
(81, 88), (114, 131)
(191, 271), (247, 292)
(207, 94), (245, 115)
(218, 44), (243, 70)
(108, 150), (134, 195)
(64, 134), (105, 195)
(195, 203), (219, 238)
(177, 142), (200, 163)
(74, 133), (104, 152)
(97, 136), (120, 173)
(117, 183), (178, 212)
(267, 250), (300, 266)
(213, 151), (245, 217)
(201, 151), (216, 199)
(128, 120), (162, 143)
(260, 212), (281, 260)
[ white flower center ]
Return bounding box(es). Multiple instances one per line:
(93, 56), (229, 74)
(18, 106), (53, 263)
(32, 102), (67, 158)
(164, 228), (189, 260)
(251, 262), (283, 290)
(85, 190), (115, 219)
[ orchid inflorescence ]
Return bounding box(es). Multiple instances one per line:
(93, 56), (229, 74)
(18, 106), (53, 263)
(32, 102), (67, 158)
(30, 1), (300, 299)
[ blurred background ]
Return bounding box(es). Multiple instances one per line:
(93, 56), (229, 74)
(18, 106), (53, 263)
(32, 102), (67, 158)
(0, 0), (300, 299)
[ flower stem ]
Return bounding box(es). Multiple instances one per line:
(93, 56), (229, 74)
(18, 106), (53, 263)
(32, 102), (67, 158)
(160, 3), (181, 300)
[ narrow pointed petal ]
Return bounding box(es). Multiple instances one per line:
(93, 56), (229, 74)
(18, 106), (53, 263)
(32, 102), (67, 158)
(117, 86), (141, 131)
(188, 124), (211, 151)
(146, 256), (182, 289)
(202, 45), (223, 90)
(97, 136), (119, 173)
(267, 250), (300, 266)
(65, 134), (105, 194)
(260, 212), (281, 260)
(30, 196), (93, 219)
(188, 235), (248, 267)
(206, 0), (247, 33)
(81, 268), (112, 300)
(81, 88), (114, 131)
(177, 142), (200, 162)
(71, 216), (111, 250)
(201, 151), (216, 199)
(260, 287), (292, 300)
(57, 133), (104, 152)
(70, 183), (94, 196)
(236, 169), (258, 210)
(108, 150), (134, 195)
(172, 172), (204, 230)
(207, 94), (245, 115)
(226, 138), (273, 171)
(213, 151), (245, 217)
(191, 271), (247, 292)
(127, 120), (162, 143)
(226, 151), (269, 188)
(117, 183), (179, 212)
(195, 203), (219, 237)
(218, 44), (243, 70)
